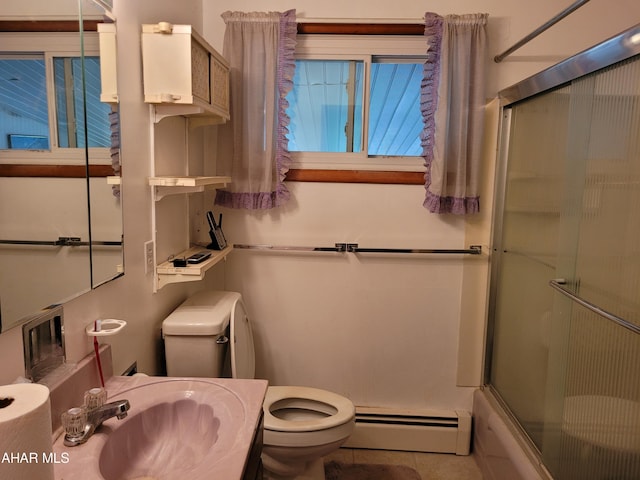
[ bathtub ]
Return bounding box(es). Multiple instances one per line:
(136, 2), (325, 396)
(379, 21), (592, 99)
(473, 388), (551, 480)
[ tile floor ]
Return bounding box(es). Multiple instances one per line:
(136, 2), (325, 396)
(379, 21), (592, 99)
(324, 447), (484, 480)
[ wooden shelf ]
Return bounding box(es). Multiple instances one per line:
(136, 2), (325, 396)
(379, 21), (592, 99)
(152, 104), (229, 127)
(149, 176), (231, 200)
(148, 176), (230, 187)
(156, 245), (233, 289)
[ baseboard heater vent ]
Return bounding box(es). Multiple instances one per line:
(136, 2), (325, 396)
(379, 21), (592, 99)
(343, 406), (472, 455)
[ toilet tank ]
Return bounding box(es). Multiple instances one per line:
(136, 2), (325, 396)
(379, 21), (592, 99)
(162, 290), (235, 377)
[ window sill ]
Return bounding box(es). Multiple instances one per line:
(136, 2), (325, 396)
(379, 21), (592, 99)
(0, 164), (115, 178)
(285, 169), (424, 185)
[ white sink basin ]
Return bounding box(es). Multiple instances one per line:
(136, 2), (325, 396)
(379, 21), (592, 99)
(99, 396), (218, 479)
(53, 377), (267, 480)
(98, 380), (244, 480)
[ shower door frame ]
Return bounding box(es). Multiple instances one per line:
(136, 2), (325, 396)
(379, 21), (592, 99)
(485, 21), (640, 473)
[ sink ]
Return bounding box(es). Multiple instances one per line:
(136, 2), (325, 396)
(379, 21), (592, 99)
(98, 380), (244, 480)
(99, 397), (219, 479)
(53, 377), (267, 480)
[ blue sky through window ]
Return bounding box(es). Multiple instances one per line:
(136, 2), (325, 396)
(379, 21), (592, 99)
(286, 59), (422, 157)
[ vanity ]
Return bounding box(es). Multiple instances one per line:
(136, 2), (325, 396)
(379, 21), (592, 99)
(49, 350), (266, 480)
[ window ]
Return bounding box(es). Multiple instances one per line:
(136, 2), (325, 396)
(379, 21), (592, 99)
(0, 32), (111, 163)
(287, 58), (423, 156)
(287, 59), (364, 153)
(0, 56), (49, 150)
(286, 32), (426, 175)
(53, 56), (111, 149)
(368, 59), (423, 156)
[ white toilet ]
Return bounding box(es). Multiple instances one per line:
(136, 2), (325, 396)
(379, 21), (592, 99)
(162, 290), (355, 480)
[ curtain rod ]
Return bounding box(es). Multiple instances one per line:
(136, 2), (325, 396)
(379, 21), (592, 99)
(494, 0), (591, 62)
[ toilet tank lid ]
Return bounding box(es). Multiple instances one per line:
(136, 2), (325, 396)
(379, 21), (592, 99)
(162, 290), (240, 336)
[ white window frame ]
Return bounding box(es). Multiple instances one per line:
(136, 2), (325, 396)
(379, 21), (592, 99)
(0, 32), (109, 165)
(290, 34), (427, 172)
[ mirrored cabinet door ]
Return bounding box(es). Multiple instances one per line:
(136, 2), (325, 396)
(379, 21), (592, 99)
(0, 0), (124, 333)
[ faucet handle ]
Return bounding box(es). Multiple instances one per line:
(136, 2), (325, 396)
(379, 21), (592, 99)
(61, 407), (87, 438)
(84, 387), (107, 411)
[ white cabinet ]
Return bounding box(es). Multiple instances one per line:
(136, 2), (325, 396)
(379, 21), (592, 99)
(142, 22), (230, 125)
(98, 23), (119, 103)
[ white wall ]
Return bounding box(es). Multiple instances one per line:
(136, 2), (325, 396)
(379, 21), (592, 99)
(217, 183), (472, 409)
(198, 0), (640, 413)
(0, 0), (638, 414)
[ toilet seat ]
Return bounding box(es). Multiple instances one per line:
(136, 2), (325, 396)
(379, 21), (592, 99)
(264, 386), (356, 433)
(228, 292), (355, 438)
(229, 293), (255, 379)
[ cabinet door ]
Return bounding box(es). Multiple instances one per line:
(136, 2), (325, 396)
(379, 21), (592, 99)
(243, 414), (264, 480)
(191, 38), (210, 103)
(211, 55), (229, 115)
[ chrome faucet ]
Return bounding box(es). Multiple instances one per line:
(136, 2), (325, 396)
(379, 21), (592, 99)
(63, 399), (130, 447)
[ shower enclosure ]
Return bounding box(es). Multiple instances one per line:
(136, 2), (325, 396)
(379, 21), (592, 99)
(487, 26), (640, 479)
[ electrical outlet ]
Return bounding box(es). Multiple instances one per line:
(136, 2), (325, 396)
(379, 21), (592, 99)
(144, 240), (154, 275)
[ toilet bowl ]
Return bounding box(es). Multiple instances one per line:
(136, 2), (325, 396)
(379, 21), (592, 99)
(162, 290), (355, 480)
(262, 386), (355, 479)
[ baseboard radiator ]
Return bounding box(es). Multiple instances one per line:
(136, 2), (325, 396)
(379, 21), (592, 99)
(343, 406), (472, 455)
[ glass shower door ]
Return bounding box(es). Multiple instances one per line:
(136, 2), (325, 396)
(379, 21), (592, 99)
(490, 85), (574, 451)
(543, 56), (640, 480)
(490, 54), (640, 479)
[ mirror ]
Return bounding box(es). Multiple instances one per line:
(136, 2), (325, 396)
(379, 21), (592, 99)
(0, 0), (123, 332)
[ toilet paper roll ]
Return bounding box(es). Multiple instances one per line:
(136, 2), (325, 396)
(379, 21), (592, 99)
(0, 383), (54, 480)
